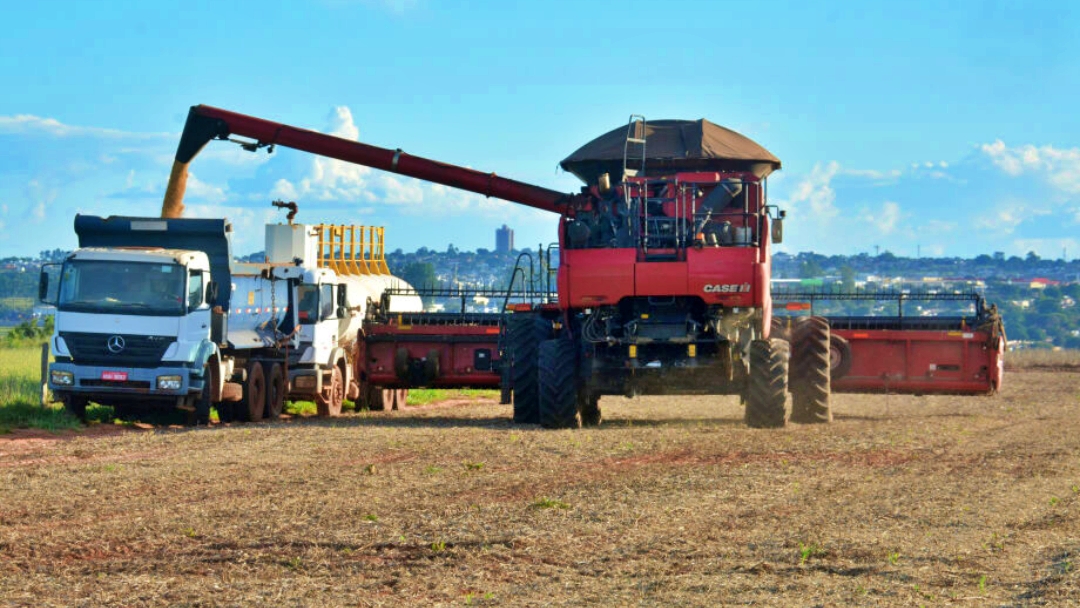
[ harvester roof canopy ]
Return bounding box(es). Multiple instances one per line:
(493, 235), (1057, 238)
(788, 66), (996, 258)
(560, 119), (781, 185)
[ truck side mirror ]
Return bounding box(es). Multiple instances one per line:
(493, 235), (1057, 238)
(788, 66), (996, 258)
(337, 284), (347, 306)
(336, 305), (348, 319)
(771, 218), (783, 244)
(206, 281), (219, 304)
(38, 263), (60, 305)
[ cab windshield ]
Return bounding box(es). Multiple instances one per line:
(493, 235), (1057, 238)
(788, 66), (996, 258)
(57, 260), (186, 316)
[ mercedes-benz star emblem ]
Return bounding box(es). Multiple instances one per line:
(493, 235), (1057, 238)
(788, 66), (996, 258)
(106, 335), (126, 354)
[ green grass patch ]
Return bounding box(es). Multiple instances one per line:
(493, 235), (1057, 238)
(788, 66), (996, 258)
(406, 389), (498, 406)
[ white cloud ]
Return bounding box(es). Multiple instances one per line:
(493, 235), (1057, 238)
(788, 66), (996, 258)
(788, 161), (840, 219)
(858, 200), (903, 234)
(185, 173), (228, 204)
(0, 114), (171, 140)
(981, 140), (1080, 193)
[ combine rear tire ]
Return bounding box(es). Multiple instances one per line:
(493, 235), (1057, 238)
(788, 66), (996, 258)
(265, 363), (285, 420)
(243, 362), (266, 423)
(317, 366), (344, 417)
(829, 335), (853, 381)
(538, 338), (580, 429)
(509, 314), (548, 424)
(771, 316), (792, 342)
(790, 317), (832, 424)
(745, 339), (789, 429)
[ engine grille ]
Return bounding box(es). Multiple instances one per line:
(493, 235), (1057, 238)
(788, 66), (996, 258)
(60, 332), (173, 367)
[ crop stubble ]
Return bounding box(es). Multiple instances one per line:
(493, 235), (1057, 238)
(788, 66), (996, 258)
(1, 372), (1078, 606)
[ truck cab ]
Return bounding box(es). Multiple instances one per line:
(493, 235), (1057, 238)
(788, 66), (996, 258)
(44, 246), (217, 417)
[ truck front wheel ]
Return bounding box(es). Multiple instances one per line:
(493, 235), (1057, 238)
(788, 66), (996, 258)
(317, 366), (344, 417)
(61, 394), (88, 422)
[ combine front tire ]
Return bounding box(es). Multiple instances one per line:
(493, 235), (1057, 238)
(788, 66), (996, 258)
(538, 338), (580, 429)
(509, 314), (548, 424)
(745, 339), (789, 429)
(790, 317), (832, 424)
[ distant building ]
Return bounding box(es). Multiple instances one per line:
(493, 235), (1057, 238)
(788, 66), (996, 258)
(496, 224), (514, 253)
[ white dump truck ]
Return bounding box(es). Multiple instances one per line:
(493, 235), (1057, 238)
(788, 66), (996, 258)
(40, 214), (415, 423)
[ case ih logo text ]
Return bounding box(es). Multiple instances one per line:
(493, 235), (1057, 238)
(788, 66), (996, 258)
(703, 283), (751, 294)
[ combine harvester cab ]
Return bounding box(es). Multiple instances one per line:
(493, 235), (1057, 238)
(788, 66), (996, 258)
(774, 291), (1005, 396)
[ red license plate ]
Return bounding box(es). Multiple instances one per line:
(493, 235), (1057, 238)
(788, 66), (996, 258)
(101, 371), (128, 381)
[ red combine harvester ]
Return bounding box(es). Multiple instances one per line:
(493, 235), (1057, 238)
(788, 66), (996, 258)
(162, 106), (1004, 428)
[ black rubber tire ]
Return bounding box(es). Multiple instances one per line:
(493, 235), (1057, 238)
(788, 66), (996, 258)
(193, 364), (214, 426)
(424, 349), (440, 383)
(365, 384), (385, 411)
(394, 347), (410, 381)
(745, 339), (789, 429)
(538, 338), (581, 429)
(770, 315), (792, 342)
(61, 394), (88, 422)
(829, 335), (853, 381)
(579, 393), (602, 427)
(509, 314), (549, 424)
(243, 361), (266, 423)
(317, 365), (344, 417)
(264, 362), (285, 420)
(790, 317), (832, 424)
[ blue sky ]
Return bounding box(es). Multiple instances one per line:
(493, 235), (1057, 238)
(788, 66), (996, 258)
(1, 0), (1079, 259)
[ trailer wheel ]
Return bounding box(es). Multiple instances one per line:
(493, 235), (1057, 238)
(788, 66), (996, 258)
(61, 394), (88, 422)
(394, 348), (410, 381)
(243, 362), (266, 422)
(745, 339), (788, 429)
(580, 393), (602, 428)
(265, 363), (285, 420)
(829, 335), (853, 381)
(790, 317), (832, 424)
(538, 338), (581, 429)
(509, 314), (549, 424)
(423, 349), (440, 382)
(317, 366), (344, 417)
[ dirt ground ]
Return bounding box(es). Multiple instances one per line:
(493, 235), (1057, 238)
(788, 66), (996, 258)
(1, 372), (1078, 607)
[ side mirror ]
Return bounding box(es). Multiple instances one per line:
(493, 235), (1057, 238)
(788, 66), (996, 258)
(38, 263), (61, 305)
(336, 305), (348, 319)
(206, 281), (219, 304)
(771, 218), (783, 244)
(337, 284), (347, 306)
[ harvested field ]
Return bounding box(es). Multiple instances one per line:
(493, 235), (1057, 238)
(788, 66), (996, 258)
(2, 372), (1079, 606)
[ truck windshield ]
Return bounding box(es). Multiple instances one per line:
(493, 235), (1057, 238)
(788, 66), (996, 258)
(57, 260), (186, 316)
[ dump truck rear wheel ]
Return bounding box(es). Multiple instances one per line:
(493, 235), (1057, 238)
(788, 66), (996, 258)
(509, 314), (548, 424)
(745, 339), (788, 429)
(790, 316), (832, 424)
(265, 363), (285, 420)
(539, 338), (581, 429)
(243, 361), (266, 423)
(317, 366), (344, 417)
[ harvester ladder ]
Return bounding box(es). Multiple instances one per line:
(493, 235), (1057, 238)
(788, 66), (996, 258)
(622, 115), (647, 179)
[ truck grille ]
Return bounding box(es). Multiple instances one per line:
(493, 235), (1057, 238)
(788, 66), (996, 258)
(60, 332), (173, 367)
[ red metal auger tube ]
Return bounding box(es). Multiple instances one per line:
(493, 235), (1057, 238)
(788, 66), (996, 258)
(161, 105), (580, 218)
